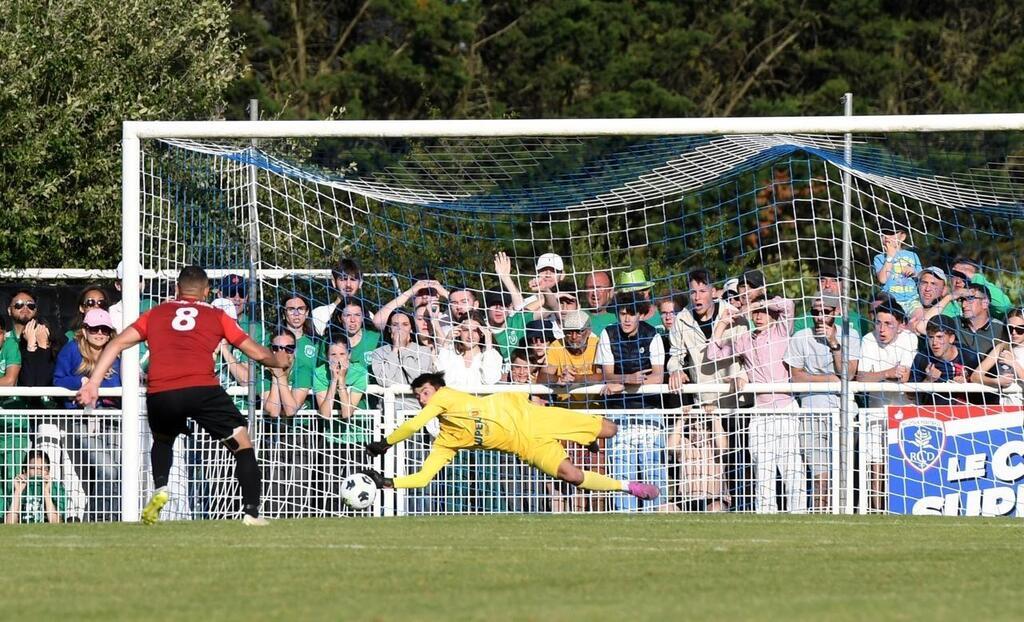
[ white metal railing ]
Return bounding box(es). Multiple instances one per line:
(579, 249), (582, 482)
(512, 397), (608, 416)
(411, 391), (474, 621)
(0, 382), (1002, 521)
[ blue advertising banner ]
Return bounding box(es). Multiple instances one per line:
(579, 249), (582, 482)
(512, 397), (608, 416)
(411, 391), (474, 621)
(888, 405), (1024, 516)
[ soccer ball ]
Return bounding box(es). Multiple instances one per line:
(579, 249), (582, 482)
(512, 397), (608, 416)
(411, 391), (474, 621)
(341, 473), (378, 510)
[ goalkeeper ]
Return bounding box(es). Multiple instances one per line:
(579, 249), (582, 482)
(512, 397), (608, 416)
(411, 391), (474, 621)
(361, 372), (661, 501)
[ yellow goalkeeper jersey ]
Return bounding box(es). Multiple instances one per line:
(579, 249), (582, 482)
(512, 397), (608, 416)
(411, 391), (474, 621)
(386, 387), (530, 453)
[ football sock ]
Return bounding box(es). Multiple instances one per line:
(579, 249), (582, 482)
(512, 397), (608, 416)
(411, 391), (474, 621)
(235, 447), (261, 518)
(578, 470), (628, 492)
(151, 438), (174, 489)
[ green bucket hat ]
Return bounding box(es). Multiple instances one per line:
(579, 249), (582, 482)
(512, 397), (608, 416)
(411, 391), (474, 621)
(615, 269), (654, 293)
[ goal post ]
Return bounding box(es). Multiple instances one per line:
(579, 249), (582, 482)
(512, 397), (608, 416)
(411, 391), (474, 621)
(121, 113), (1024, 520)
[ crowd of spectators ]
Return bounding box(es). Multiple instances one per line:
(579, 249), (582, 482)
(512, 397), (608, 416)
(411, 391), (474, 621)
(2, 221), (1022, 518)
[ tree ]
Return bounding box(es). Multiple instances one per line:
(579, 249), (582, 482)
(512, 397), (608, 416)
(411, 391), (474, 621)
(0, 0), (241, 268)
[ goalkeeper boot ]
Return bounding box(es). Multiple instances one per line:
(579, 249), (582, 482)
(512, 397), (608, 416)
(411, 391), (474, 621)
(585, 440), (600, 453)
(627, 481), (661, 501)
(141, 488), (169, 525)
(242, 514), (269, 527)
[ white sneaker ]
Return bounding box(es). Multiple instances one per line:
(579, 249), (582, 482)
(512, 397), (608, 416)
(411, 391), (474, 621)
(242, 514), (269, 527)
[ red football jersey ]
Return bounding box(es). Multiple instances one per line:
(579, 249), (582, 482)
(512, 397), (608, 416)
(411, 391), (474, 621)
(131, 298), (250, 394)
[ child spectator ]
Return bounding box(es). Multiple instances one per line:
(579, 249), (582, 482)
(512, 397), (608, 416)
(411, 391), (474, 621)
(708, 295), (805, 513)
(910, 316), (982, 405)
(873, 224), (922, 314)
(2, 450), (66, 524)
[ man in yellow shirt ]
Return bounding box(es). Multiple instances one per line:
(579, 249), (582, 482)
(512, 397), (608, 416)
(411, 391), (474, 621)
(361, 372), (660, 501)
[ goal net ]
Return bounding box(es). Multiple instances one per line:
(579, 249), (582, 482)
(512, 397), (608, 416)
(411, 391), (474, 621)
(124, 121), (1024, 519)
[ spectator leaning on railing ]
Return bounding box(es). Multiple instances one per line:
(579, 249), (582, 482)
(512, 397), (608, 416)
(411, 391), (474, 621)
(52, 308), (122, 521)
(7, 289), (61, 405)
(2, 450), (66, 524)
(971, 308), (1024, 406)
(0, 313), (28, 496)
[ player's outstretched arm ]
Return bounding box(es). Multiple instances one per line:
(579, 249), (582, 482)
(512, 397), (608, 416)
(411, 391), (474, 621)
(77, 327), (144, 406)
(390, 446), (456, 489)
(236, 338), (289, 369)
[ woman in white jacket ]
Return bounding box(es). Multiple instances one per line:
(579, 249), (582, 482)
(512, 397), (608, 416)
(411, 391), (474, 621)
(433, 312), (506, 511)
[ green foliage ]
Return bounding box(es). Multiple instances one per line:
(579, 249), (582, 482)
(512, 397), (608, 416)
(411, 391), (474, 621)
(0, 0), (241, 268)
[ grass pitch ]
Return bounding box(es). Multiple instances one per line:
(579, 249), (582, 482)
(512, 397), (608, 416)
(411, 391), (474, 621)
(0, 514), (1019, 621)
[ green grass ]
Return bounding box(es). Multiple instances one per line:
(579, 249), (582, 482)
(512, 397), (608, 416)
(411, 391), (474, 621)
(0, 514), (1020, 621)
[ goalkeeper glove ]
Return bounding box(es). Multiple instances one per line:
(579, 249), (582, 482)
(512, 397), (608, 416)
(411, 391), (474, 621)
(357, 468), (393, 489)
(365, 439), (392, 458)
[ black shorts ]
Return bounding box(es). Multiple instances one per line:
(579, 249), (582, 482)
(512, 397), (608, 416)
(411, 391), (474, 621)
(146, 386), (247, 441)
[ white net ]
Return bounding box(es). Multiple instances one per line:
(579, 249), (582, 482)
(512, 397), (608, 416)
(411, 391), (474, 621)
(125, 130), (1024, 518)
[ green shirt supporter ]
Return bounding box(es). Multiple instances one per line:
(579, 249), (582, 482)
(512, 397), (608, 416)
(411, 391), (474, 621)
(221, 317), (270, 412)
(348, 330), (380, 368)
(312, 362), (371, 445)
(941, 273), (1013, 320)
(256, 335), (318, 410)
(493, 312), (530, 361)
(0, 478), (67, 523)
(792, 309), (871, 338)
(590, 312), (617, 338)
(0, 335), (26, 422)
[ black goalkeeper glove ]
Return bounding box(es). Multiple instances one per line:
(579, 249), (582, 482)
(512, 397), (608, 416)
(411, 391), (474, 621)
(365, 439), (392, 458)
(357, 468), (393, 489)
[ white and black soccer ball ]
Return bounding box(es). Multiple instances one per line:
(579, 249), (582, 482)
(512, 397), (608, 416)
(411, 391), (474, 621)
(341, 473), (378, 510)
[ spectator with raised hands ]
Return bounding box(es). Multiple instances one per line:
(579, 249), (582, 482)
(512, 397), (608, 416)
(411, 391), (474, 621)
(910, 316), (982, 406)
(261, 331), (302, 418)
(909, 266), (950, 335)
(372, 274), (450, 333)
(371, 308), (436, 412)
(413, 302), (444, 355)
(971, 309), (1024, 406)
(6, 289), (61, 397)
(942, 258), (1012, 320)
(707, 294), (805, 514)
(487, 251), (535, 363)
(873, 224), (922, 314)
(2, 450), (66, 524)
(435, 315), (503, 388)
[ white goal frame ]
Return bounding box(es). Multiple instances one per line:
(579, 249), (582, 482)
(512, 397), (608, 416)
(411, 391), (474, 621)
(120, 112), (1024, 521)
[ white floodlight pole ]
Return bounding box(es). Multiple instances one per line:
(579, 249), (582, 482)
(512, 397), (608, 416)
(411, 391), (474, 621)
(120, 129), (142, 522)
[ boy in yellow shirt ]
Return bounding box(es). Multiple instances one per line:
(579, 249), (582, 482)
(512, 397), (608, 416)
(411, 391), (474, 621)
(362, 372), (660, 501)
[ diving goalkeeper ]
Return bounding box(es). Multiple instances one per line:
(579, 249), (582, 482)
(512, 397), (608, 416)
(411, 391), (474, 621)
(360, 372), (661, 501)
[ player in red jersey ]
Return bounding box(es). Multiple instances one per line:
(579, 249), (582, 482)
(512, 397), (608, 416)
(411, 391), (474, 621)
(77, 266), (287, 526)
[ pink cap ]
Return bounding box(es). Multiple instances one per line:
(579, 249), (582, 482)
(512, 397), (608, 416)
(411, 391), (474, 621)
(83, 309), (115, 330)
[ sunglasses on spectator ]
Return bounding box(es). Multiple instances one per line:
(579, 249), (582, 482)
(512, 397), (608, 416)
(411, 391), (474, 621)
(84, 298), (108, 308)
(812, 308), (835, 316)
(1009, 325), (1024, 335)
(11, 301), (37, 310)
(271, 344), (296, 353)
(85, 325), (113, 335)
(284, 306), (308, 314)
(958, 296), (979, 303)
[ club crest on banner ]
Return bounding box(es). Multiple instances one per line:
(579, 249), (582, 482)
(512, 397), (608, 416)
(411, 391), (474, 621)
(899, 417), (945, 473)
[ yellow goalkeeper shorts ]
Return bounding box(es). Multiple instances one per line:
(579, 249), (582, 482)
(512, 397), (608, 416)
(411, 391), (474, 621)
(517, 405), (603, 477)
